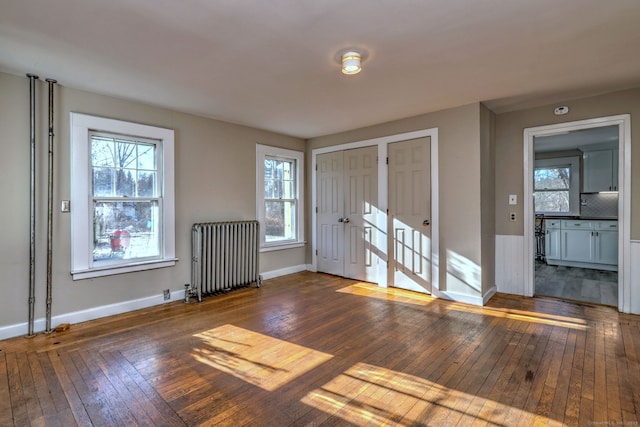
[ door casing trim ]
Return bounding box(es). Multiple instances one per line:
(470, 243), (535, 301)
(523, 114), (631, 312)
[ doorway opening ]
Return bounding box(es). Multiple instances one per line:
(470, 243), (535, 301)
(523, 115), (631, 311)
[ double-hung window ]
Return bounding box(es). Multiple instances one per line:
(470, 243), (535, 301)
(256, 144), (304, 250)
(534, 156), (580, 215)
(71, 113), (176, 279)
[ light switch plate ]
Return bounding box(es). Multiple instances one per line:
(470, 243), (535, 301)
(509, 194), (517, 205)
(61, 200), (70, 212)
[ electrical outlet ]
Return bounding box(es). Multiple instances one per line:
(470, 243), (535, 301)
(163, 289), (170, 300)
(509, 212), (517, 222)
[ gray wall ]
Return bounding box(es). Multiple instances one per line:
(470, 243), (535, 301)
(495, 88), (640, 237)
(307, 103), (495, 300)
(0, 72), (306, 330)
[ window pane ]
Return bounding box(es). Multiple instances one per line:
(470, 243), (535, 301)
(137, 171), (156, 197)
(115, 169), (135, 197)
(92, 167), (114, 197)
(264, 158), (295, 200)
(137, 144), (156, 170)
(91, 137), (115, 167)
(93, 200), (160, 261)
(534, 167), (570, 190)
(535, 191), (570, 212)
(115, 141), (137, 168)
(265, 200), (296, 242)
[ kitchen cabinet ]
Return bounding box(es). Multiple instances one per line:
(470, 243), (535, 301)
(562, 220), (594, 262)
(583, 148), (618, 192)
(544, 219), (561, 261)
(594, 221), (618, 264)
(544, 219), (617, 271)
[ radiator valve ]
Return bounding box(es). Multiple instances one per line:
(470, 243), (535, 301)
(184, 283), (197, 303)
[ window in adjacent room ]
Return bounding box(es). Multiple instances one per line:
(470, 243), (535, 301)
(256, 144), (304, 250)
(70, 113), (176, 279)
(534, 156), (579, 215)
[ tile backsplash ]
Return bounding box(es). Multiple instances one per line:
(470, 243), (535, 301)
(580, 192), (618, 218)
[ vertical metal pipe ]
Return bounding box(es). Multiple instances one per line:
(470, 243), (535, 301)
(45, 78), (57, 334)
(26, 73), (39, 338)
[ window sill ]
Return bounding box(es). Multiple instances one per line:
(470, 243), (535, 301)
(71, 258), (178, 280)
(260, 242), (306, 253)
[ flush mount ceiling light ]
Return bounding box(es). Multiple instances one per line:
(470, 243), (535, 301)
(341, 51), (362, 75)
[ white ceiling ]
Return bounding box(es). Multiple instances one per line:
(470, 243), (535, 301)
(1, 1), (639, 139)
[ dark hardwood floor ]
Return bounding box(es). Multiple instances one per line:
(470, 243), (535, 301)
(1, 271), (639, 426)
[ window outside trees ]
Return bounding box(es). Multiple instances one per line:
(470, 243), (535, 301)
(256, 144), (304, 250)
(534, 166), (571, 213)
(264, 157), (296, 242)
(91, 134), (161, 261)
(70, 113), (175, 280)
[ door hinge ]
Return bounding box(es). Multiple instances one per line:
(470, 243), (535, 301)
(386, 208), (389, 214)
(315, 164), (318, 171)
(315, 249), (318, 256)
(316, 206), (318, 213)
(386, 157), (389, 165)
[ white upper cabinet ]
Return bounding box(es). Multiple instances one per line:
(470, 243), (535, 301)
(583, 148), (618, 192)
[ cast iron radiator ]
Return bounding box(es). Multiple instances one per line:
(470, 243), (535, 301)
(187, 221), (262, 302)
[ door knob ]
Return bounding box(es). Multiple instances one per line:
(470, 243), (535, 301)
(343, 218), (350, 224)
(338, 218), (344, 223)
(423, 219), (430, 226)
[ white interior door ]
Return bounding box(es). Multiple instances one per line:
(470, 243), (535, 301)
(388, 137), (432, 293)
(343, 146), (378, 281)
(316, 146), (378, 281)
(317, 151), (344, 276)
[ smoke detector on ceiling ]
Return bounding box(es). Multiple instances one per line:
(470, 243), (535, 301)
(554, 106), (569, 115)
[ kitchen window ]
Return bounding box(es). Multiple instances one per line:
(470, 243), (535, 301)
(534, 156), (579, 215)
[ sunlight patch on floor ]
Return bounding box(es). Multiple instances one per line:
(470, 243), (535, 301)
(337, 282), (435, 306)
(192, 324), (333, 391)
(445, 303), (588, 330)
(301, 362), (532, 426)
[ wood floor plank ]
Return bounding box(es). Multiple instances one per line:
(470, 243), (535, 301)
(36, 351), (76, 426)
(47, 350), (93, 426)
(6, 352), (30, 427)
(0, 272), (639, 425)
(563, 328), (586, 425)
(0, 351), (13, 426)
(26, 351), (61, 427)
(109, 350), (186, 426)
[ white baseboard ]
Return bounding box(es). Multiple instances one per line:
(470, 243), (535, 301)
(260, 264), (308, 281)
(436, 290), (485, 306)
(0, 290), (183, 341)
(0, 266), (313, 340)
(630, 241), (640, 314)
(483, 285), (497, 304)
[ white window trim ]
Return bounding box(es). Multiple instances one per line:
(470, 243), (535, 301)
(70, 113), (176, 280)
(256, 144), (305, 251)
(534, 156), (580, 216)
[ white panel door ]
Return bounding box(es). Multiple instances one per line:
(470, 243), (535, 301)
(388, 137), (432, 294)
(343, 146), (378, 282)
(316, 146), (378, 281)
(317, 151), (344, 276)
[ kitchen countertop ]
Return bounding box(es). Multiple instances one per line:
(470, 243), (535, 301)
(539, 215), (618, 220)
